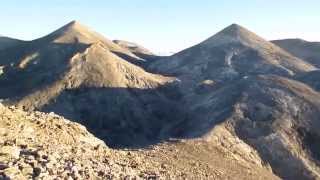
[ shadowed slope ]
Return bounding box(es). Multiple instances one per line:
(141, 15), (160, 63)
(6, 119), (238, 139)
(11, 43), (178, 148)
(296, 70), (320, 91)
(0, 21), (176, 148)
(0, 36), (24, 50)
(0, 21), (172, 100)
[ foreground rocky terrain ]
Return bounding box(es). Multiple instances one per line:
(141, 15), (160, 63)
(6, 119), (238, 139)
(0, 104), (278, 179)
(0, 21), (320, 179)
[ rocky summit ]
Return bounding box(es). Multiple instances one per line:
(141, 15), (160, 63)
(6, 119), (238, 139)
(0, 21), (320, 180)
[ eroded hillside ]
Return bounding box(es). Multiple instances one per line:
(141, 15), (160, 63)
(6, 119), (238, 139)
(1, 21), (320, 180)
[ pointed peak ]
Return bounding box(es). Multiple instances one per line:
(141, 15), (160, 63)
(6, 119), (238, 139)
(219, 23), (252, 36)
(40, 21), (141, 58)
(227, 23), (243, 29)
(68, 20), (79, 25)
(200, 23), (271, 49)
(58, 20), (89, 32)
(44, 20), (101, 44)
(65, 20), (88, 28)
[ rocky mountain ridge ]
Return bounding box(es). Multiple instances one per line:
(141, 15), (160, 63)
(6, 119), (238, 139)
(1, 21), (320, 179)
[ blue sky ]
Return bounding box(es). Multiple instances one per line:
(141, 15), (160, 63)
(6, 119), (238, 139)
(0, 1), (319, 53)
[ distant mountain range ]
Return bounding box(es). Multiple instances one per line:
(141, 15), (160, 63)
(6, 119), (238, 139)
(0, 21), (320, 179)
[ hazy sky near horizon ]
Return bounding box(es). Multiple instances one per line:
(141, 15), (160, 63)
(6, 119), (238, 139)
(1, 1), (319, 54)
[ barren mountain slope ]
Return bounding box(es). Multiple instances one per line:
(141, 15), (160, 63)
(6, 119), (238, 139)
(146, 25), (320, 178)
(273, 39), (320, 67)
(149, 24), (316, 85)
(171, 75), (320, 179)
(10, 43), (178, 147)
(13, 43), (172, 108)
(0, 21), (179, 148)
(0, 104), (279, 179)
(1, 22), (320, 180)
(0, 21), (172, 103)
(0, 21), (142, 83)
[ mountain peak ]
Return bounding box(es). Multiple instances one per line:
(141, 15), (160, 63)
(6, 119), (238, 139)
(43, 20), (110, 45)
(68, 20), (80, 25)
(64, 20), (87, 29)
(200, 23), (275, 50)
(55, 20), (90, 35)
(220, 23), (250, 35)
(224, 23), (244, 31)
(34, 21), (141, 61)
